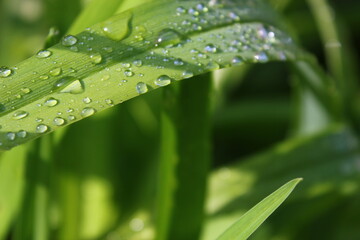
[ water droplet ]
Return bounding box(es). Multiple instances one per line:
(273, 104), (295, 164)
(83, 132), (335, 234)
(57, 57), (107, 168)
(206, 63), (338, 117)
(136, 82), (148, 94)
(36, 124), (48, 133)
(62, 35), (78, 46)
(39, 75), (49, 80)
(105, 99), (114, 105)
(6, 132), (16, 141)
(53, 117), (66, 126)
(176, 6), (186, 15)
(44, 98), (59, 107)
(21, 87), (31, 94)
(49, 67), (62, 76)
(102, 12), (132, 41)
(37, 50), (52, 58)
(12, 110), (29, 120)
(205, 62), (220, 71)
(174, 58), (184, 66)
(254, 52), (269, 62)
(68, 115), (76, 121)
(182, 70), (194, 79)
(83, 97), (92, 104)
(231, 56), (243, 65)
(154, 75), (172, 87)
(0, 67), (12, 78)
(133, 60), (143, 67)
(90, 53), (102, 64)
(60, 79), (84, 94)
(204, 44), (217, 53)
(156, 29), (184, 47)
(17, 130), (27, 138)
(81, 107), (96, 117)
(103, 47), (113, 53)
(124, 70), (134, 77)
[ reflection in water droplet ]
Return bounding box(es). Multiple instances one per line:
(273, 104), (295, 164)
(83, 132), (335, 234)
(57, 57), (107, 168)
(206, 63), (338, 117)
(136, 82), (148, 94)
(0, 67), (12, 78)
(37, 50), (52, 58)
(102, 12), (132, 41)
(62, 35), (78, 46)
(81, 107), (96, 117)
(44, 98), (59, 107)
(182, 70), (194, 79)
(36, 124), (48, 133)
(154, 75), (172, 87)
(12, 110), (29, 120)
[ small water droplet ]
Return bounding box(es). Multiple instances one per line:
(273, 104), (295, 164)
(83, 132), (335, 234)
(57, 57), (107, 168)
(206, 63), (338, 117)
(37, 50), (52, 58)
(6, 132), (16, 141)
(12, 110), (29, 120)
(154, 75), (172, 87)
(53, 117), (66, 126)
(136, 82), (148, 94)
(174, 58), (184, 66)
(36, 124), (48, 133)
(83, 97), (92, 104)
(124, 70), (134, 77)
(133, 60), (143, 67)
(0, 67), (12, 78)
(68, 115), (76, 121)
(182, 70), (194, 79)
(81, 107), (96, 117)
(176, 6), (186, 15)
(231, 56), (243, 65)
(205, 62), (220, 71)
(204, 44), (217, 53)
(105, 99), (114, 105)
(254, 52), (269, 62)
(21, 87), (31, 94)
(49, 67), (62, 76)
(62, 35), (78, 46)
(90, 53), (102, 64)
(39, 75), (49, 80)
(44, 98), (59, 107)
(17, 130), (27, 138)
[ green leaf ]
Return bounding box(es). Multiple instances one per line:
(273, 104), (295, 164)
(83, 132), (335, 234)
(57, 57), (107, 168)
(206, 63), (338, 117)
(216, 178), (302, 240)
(0, 0), (301, 150)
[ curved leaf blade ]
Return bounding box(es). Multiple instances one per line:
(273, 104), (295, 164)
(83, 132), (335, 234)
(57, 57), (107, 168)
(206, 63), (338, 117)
(216, 178), (302, 240)
(0, 0), (301, 150)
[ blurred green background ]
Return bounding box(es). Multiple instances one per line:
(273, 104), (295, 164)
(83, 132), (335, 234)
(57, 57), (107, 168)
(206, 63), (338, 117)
(1, 0), (360, 239)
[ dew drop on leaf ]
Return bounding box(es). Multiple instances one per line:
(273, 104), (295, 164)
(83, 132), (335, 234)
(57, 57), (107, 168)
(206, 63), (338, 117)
(53, 117), (66, 126)
(49, 67), (62, 76)
(136, 82), (148, 94)
(154, 75), (172, 87)
(62, 35), (78, 46)
(156, 29), (184, 47)
(44, 98), (59, 107)
(81, 107), (96, 117)
(6, 132), (16, 141)
(36, 124), (48, 133)
(36, 50), (52, 58)
(90, 53), (103, 64)
(17, 130), (27, 138)
(12, 110), (29, 120)
(102, 12), (132, 41)
(60, 79), (84, 94)
(0, 67), (12, 78)
(182, 70), (194, 79)
(83, 97), (92, 104)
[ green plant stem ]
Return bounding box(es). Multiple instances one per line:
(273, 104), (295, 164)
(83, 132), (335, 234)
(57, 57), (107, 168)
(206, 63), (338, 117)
(156, 73), (212, 240)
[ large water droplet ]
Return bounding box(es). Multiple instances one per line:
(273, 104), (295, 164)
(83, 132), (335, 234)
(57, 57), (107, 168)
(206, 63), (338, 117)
(81, 107), (96, 117)
(156, 29), (184, 47)
(12, 110), (29, 120)
(154, 75), (172, 87)
(44, 98), (59, 107)
(136, 82), (148, 94)
(60, 79), (84, 94)
(102, 12), (132, 41)
(37, 50), (52, 58)
(36, 124), (48, 133)
(62, 35), (78, 46)
(0, 67), (12, 78)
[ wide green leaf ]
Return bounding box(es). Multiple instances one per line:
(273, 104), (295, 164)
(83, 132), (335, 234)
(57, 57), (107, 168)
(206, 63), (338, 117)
(216, 178), (302, 240)
(0, 0), (301, 150)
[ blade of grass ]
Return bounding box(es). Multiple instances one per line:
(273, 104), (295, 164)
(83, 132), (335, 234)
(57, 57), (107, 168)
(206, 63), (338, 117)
(0, 0), (306, 150)
(156, 73), (212, 240)
(216, 178), (302, 240)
